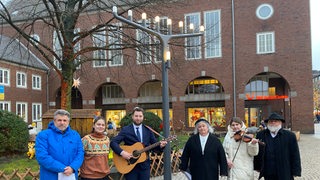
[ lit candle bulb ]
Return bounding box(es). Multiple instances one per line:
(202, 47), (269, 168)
(190, 23), (194, 33)
(128, 10), (132, 21)
(200, 25), (204, 32)
(142, 13), (147, 27)
(167, 18), (172, 34)
(112, 6), (117, 13)
(166, 50), (171, 61)
(155, 16), (160, 32)
(179, 21), (184, 33)
(142, 13), (147, 20)
(155, 16), (160, 22)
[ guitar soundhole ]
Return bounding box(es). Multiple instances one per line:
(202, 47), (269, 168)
(132, 150), (140, 158)
(127, 150), (141, 165)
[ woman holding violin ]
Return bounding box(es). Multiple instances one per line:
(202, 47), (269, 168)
(222, 117), (259, 180)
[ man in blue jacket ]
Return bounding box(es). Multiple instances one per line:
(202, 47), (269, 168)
(35, 109), (84, 180)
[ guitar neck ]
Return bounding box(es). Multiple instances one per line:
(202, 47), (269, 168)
(137, 141), (161, 154)
(136, 135), (176, 154)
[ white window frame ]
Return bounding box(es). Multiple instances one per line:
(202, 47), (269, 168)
(204, 10), (221, 58)
(32, 74), (41, 90)
(153, 38), (162, 63)
(0, 101), (11, 111)
(16, 72), (27, 88)
(154, 17), (169, 63)
(108, 23), (123, 67)
(102, 84), (125, 99)
(0, 68), (10, 86)
(185, 12), (202, 60)
(53, 31), (62, 70)
(256, 32), (275, 54)
(136, 20), (152, 64)
(16, 102), (28, 122)
(92, 28), (107, 67)
(32, 103), (42, 122)
(139, 81), (162, 96)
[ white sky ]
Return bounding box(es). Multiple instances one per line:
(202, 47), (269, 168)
(1, 0), (319, 70)
(310, 0), (320, 70)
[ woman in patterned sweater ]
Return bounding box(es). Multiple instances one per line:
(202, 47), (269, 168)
(80, 116), (111, 180)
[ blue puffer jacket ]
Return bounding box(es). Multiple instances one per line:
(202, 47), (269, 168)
(35, 121), (84, 180)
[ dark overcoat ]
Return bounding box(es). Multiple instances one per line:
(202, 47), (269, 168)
(254, 128), (301, 180)
(179, 133), (228, 180)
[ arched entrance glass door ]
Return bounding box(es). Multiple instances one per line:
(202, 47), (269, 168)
(244, 72), (291, 128)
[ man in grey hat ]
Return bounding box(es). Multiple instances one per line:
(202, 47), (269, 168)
(253, 112), (301, 180)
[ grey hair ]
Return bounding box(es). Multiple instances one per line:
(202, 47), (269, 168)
(54, 109), (70, 120)
(193, 121), (214, 134)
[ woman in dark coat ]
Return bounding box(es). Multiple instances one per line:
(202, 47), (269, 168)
(179, 118), (228, 180)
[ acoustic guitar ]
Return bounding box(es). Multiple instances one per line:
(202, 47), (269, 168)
(113, 135), (177, 174)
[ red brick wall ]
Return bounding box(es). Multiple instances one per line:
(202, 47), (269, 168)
(0, 0), (313, 133)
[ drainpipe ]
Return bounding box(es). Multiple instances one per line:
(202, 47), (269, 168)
(232, 0), (237, 117)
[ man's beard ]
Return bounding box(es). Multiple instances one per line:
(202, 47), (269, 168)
(267, 124), (281, 133)
(133, 121), (142, 126)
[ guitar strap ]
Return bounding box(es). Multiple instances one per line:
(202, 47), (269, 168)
(145, 125), (164, 138)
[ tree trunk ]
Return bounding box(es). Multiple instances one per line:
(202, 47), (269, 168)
(60, 77), (72, 111)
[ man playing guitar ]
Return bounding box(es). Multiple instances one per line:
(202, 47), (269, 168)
(110, 107), (167, 179)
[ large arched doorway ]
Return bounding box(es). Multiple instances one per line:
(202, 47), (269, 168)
(244, 72), (291, 128)
(137, 80), (173, 120)
(95, 82), (126, 128)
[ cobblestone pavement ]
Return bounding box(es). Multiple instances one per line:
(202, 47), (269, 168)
(294, 134), (320, 180)
(151, 134), (320, 180)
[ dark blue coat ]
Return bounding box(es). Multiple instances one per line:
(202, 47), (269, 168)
(254, 128), (301, 179)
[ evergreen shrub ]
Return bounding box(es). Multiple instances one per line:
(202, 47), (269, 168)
(120, 111), (162, 133)
(0, 110), (29, 155)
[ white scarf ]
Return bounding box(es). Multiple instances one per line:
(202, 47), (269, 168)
(199, 133), (209, 155)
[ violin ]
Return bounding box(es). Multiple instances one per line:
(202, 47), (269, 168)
(233, 130), (265, 146)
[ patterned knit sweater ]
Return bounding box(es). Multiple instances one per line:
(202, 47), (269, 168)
(80, 133), (110, 179)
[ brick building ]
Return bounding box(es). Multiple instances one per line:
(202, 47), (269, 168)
(1, 0), (314, 133)
(0, 35), (49, 131)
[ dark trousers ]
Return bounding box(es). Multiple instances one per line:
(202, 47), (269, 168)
(124, 165), (150, 180)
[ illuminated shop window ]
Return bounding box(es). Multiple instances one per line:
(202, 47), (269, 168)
(245, 75), (288, 100)
(187, 78), (223, 94)
(105, 110), (126, 128)
(187, 107), (226, 128)
(145, 108), (173, 121)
